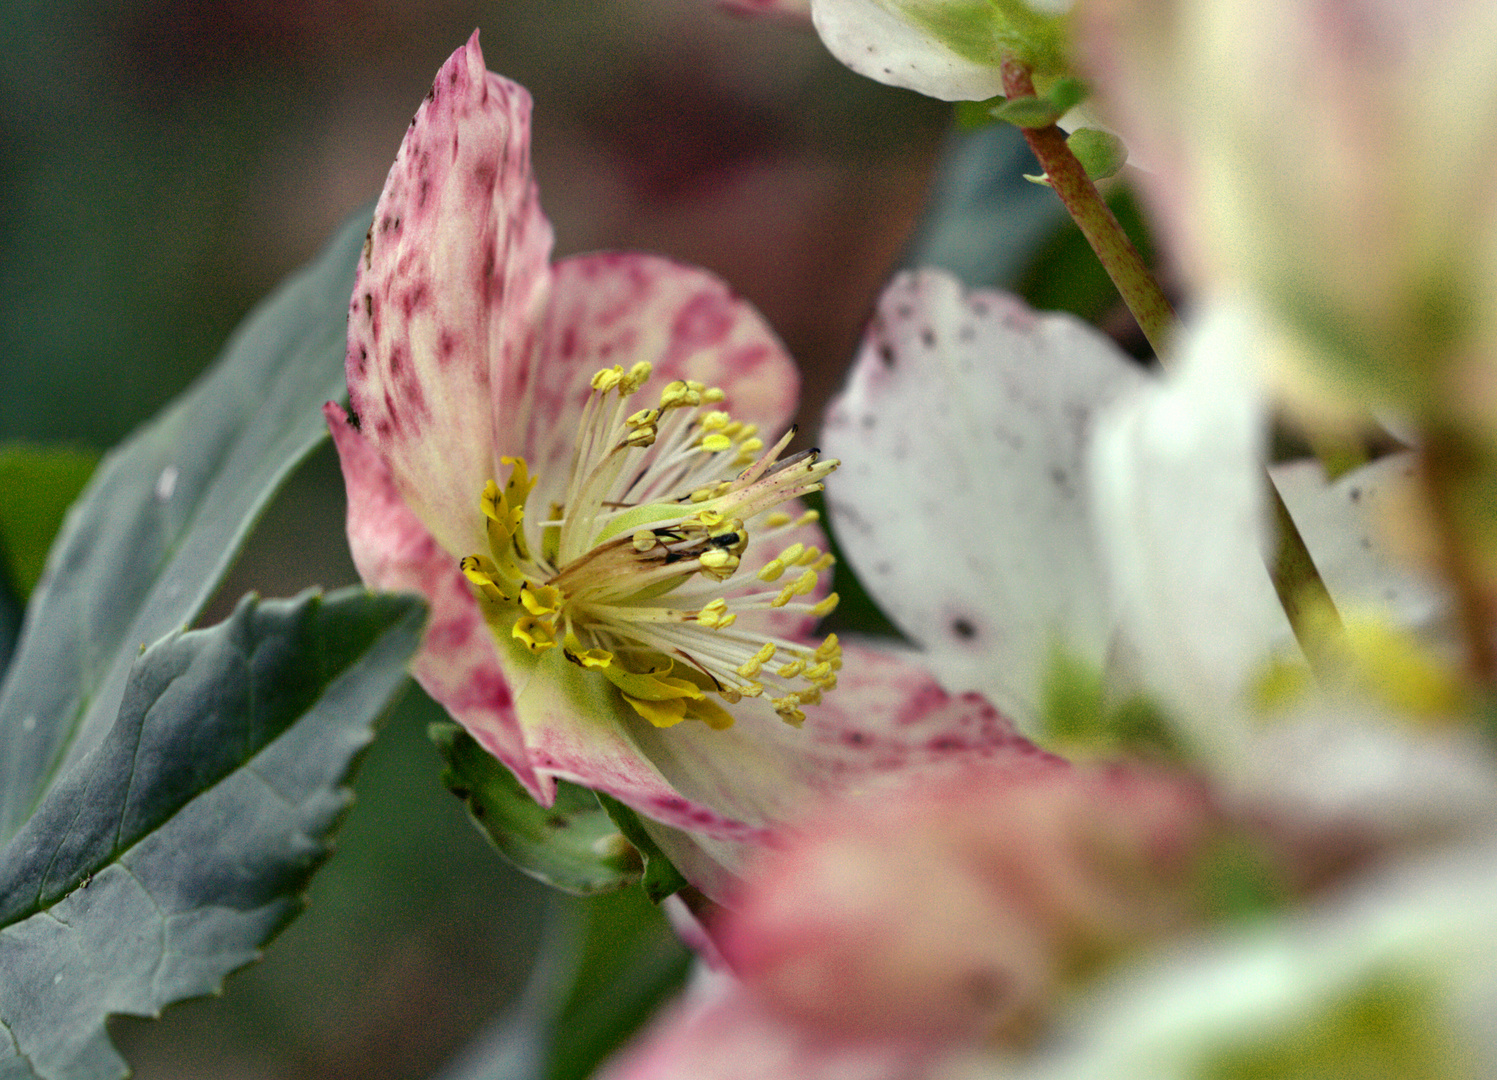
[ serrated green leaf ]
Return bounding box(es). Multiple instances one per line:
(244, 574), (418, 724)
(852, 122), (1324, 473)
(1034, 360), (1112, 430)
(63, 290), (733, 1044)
(0, 206), (371, 847)
(595, 794), (688, 905)
(0, 586), (425, 1080)
(433, 723), (642, 896)
(0, 446), (99, 599)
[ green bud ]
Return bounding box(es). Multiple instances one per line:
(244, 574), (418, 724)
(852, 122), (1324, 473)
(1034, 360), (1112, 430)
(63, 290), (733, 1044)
(991, 95), (1065, 128)
(1067, 128), (1129, 181)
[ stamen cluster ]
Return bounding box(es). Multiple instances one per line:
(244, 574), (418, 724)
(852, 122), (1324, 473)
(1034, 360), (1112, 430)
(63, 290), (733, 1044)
(460, 362), (841, 729)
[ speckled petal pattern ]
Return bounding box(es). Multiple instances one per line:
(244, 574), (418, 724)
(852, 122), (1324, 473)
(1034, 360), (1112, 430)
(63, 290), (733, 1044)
(822, 269), (1147, 731)
(326, 402), (542, 799)
(346, 31), (553, 564)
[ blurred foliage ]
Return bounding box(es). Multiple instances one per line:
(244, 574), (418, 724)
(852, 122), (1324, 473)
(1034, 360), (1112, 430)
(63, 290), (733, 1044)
(540, 889), (692, 1080)
(0, 444), (97, 597)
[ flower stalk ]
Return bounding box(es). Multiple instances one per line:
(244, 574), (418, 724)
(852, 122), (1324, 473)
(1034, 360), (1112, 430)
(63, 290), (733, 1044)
(999, 56), (1345, 668)
(1000, 57), (1174, 358)
(1421, 427), (1497, 686)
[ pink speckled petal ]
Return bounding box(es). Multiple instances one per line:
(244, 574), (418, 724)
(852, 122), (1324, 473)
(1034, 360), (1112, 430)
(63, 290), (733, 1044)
(326, 402), (542, 800)
(622, 642), (1057, 881)
(523, 253), (799, 484)
(492, 643), (767, 844)
(346, 31), (554, 563)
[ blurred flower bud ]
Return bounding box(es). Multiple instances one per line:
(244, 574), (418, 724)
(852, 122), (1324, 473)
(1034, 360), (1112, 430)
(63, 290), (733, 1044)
(720, 763), (1218, 1044)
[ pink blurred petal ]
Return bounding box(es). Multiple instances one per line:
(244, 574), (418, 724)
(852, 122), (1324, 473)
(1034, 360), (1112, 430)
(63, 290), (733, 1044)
(346, 31), (554, 562)
(714, 0), (813, 20)
(598, 969), (945, 1080)
(326, 401), (543, 800)
(723, 763), (1215, 1042)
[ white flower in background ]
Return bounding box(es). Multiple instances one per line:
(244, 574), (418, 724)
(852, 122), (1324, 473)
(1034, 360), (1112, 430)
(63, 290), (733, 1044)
(822, 270), (1497, 830)
(1081, 0), (1497, 418)
(989, 844), (1497, 1080)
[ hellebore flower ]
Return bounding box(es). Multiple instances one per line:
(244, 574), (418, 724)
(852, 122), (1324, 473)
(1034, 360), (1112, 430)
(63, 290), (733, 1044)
(822, 272), (1452, 739)
(327, 33), (1042, 893)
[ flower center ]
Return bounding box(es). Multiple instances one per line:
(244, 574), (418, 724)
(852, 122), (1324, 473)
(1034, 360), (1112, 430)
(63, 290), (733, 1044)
(459, 362), (842, 730)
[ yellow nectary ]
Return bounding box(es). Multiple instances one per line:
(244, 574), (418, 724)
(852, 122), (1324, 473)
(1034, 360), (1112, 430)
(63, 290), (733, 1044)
(459, 362), (841, 729)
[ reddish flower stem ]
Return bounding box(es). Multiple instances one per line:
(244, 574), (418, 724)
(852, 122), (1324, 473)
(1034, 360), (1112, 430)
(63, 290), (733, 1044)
(998, 57), (1345, 665)
(1000, 58), (1174, 357)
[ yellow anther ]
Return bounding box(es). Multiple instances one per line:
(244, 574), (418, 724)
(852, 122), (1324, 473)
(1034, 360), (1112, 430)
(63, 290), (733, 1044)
(659, 380), (701, 410)
(696, 508), (725, 528)
(771, 569), (819, 607)
(777, 659), (806, 680)
(764, 511), (793, 529)
(632, 530), (657, 553)
(702, 433), (733, 453)
(686, 380), (706, 393)
(623, 360), (653, 393)
(797, 688), (823, 706)
(701, 411), (731, 431)
(702, 387), (726, 404)
(795, 509), (820, 527)
(519, 583), (563, 616)
(626, 407), (660, 427)
(738, 437), (764, 455)
(698, 598), (729, 628)
(698, 550), (740, 580)
(624, 424), (658, 448)
(772, 696), (806, 727)
(795, 546), (822, 566)
(736, 643), (776, 678)
(809, 593), (840, 618)
(805, 661), (833, 682)
(513, 615), (558, 652)
(779, 543), (806, 566)
(814, 634), (840, 660)
(809, 553), (836, 572)
(591, 365), (624, 392)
